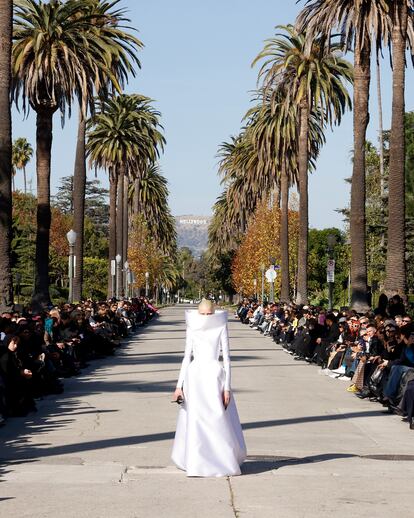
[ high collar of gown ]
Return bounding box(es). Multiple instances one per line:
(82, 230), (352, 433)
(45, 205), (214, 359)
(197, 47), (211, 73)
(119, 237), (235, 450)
(185, 310), (228, 331)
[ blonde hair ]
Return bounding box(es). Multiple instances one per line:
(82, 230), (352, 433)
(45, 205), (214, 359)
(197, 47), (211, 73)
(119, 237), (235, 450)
(198, 298), (215, 314)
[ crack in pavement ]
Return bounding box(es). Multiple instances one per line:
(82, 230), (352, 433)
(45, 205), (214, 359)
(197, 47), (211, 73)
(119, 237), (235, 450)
(227, 476), (239, 518)
(119, 466), (128, 483)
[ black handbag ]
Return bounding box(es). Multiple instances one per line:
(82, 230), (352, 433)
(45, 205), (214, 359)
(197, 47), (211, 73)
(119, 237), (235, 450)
(368, 366), (384, 395)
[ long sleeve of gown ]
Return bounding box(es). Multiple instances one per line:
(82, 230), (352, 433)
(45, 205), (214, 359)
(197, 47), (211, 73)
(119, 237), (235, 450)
(221, 324), (231, 391)
(176, 327), (193, 389)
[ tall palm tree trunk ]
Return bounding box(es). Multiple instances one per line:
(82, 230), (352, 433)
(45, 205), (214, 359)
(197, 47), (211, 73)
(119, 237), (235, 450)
(23, 166), (27, 195)
(280, 162), (290, 302)
(122, 173), (128, 295)
(376, 58), (385, 197)
(72, 112), (86, 302)
(385, 2), (408, 297)
(116, 166), (124, 297)
(133, 177), (140, 215)
(296, 99), (309, 305)
(32, 108), (55, 308)
(108, 167), (117, 298)
(276, 185), (281, 209)
(0, 0), (13, 312)
(350, 35), (371, 312)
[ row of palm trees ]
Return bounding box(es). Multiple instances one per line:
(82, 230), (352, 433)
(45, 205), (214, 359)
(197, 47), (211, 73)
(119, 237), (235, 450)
(0, 0), (176, 311)
(87, 93), (176, 298)
(209, 1), (413, 311)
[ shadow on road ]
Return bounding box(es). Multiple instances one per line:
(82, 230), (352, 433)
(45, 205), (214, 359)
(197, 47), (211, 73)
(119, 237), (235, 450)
(242, 452), (357, 474)
(1, 410), (383, 467)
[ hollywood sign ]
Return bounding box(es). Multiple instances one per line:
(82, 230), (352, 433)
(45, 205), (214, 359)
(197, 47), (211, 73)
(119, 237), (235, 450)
(178, 219), (209, 225)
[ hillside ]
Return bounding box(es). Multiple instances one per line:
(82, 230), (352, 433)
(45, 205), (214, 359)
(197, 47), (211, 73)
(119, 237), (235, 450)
(175, 215), (211, 257)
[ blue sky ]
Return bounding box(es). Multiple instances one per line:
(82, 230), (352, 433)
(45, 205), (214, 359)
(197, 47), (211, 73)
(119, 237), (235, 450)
(11, 0), (414, 229)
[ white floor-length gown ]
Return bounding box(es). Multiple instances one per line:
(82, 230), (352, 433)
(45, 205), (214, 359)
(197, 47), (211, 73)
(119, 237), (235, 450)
(171, 310), (247, 477)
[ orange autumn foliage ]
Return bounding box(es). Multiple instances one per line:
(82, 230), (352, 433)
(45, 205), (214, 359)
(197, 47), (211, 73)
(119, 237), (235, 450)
(232, 200), (299, 299)
(128, 215), (166, 291)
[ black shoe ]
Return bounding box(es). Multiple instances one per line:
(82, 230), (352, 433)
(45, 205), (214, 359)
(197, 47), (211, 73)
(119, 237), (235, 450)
(389, 404), (404, 416)
(356, 390), (371, 399)
(410, 419), (414, 430)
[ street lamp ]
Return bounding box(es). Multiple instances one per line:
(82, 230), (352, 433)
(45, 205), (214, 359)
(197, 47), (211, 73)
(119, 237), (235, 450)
(260, 264), (265, 302)
(269, 257), (276, 303)
(145, 271), (150, 297)
(115, 254), (121, 299)
(110, 259), (116, 298)
(327, 234), (337, 311)
(66, 229), (77, 303)
(124, 261), (129, 299)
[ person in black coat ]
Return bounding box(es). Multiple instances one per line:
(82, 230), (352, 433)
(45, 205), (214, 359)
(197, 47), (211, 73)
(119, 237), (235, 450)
(313, 314), (340, 367)
(0, 336), (36, 417)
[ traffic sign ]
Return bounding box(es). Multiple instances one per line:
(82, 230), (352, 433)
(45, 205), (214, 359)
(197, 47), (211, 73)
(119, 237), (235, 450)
(327, 259), (335, 283)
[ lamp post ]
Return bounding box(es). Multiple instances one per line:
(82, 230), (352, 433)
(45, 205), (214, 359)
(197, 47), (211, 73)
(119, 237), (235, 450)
(66, 229), (77, 303)
(145, 271), (149, 297)
(110, 259), (116, 299)
(260, 264), (265, 302)
(115, 254), (121, 299)
(269, 257), (276, 303)
(124, 261), (129, 299)
(327, 234), (337, 311)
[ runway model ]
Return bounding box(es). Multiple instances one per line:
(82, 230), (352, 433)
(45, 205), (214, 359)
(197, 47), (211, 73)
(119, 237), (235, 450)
(171, 299), (246, 477)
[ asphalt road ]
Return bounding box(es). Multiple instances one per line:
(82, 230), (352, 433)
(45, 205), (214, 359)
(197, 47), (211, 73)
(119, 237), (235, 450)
(1, 305), (414, 518)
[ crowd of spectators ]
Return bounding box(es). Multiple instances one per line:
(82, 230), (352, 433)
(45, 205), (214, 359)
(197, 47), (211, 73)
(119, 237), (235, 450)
(236, 294), (414, 430)
(0, 297), (158, 425)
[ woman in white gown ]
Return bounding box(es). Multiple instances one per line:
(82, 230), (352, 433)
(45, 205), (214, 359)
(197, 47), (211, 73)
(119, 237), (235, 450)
(171, 299), (247, 477)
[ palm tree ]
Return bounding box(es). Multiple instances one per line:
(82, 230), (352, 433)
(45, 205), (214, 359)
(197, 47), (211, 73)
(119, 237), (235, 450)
(72, 0), (142, 302)
(296, 1), (392, 311)
(129, 163), (177, 255)
(246, 88), (328, 301)
(211, 89), (326, 301)
(384, 2), (409, 296)
(157, 255), (181, 294)
(209, 190), (243, 258)
(218, 132), (271, 235)
(0, 0), (13, 311)
(247, 91), (298, 302)
(12, 0), (115, 307)
(12, 137), (33, 194)
(253, 25), (353, 304)
(86, 94), (165, 297)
